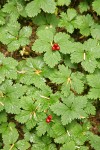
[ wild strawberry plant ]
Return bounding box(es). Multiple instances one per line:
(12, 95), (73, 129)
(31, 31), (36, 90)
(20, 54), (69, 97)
(0, 0), (100, 150)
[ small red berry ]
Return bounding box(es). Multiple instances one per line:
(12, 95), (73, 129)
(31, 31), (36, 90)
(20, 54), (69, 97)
(52, 43), (60, 51)
(53, 43), (58, 47)
(48, 115), (52, 120)
(46, 118), (50, 123)
(56, 46), (60, 50)
(52, 46), (56, 50)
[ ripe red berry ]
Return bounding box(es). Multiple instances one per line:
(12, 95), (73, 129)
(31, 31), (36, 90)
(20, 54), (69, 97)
(48, 115), (52, 120)
(53, 43), (58, 47)
(56, 46), (60, 50)
(52, 43), (60, 51)
(46, 118), (50, 123)
(52, 46), (56, 50)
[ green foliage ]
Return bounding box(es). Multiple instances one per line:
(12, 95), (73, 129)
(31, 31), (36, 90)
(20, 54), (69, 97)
(0, 0), (100, 150)
(79, 1), (89, 13)
(92, 0), (100, 15)
(71, 39), (100, 73)
(0, 21), (32, 51)
(87, 74), (100, 99)
(59, 8), (78, 33)
(57, 0), (71, 6)
(50, 94), (88, 125)
(0, 53), (18, 83)
(25, 0), (56, 17)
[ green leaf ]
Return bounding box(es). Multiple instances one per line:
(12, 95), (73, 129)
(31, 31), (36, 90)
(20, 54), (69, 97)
(0, 53), (18, 83)
(19, 26), (32, 38)
(71, 39), (100, 73)
(36, 121), (48, 136)
(87, 74), (100, 99)
(26, 0), (56, 17)
(60, 141), (75, 150)
(54, 133), (70, 144)
(32, 39), (51, 53)
(49, 64), (84, 95)
(91, 24), (100, 40)
(51, 123), (65, 137)
(17, 57), (47, 88)
(37, 29), (54, 42)
(2, 0), (26, 21)
(70, 72), (84, 94)
(2, 123), (19, 145)
(92, 0), (100, 15)
(57, 0), (71, 6)
(44, 50), (61, 68)
(0, 21), (32, 51)
(79, 1), (89, 13)
(33, 13), (59, 30)
(15, 96), (46, 129)
(0, 111), (7, 123)
(59, 8), (77, 33)
(41, 0), (56, 14)
(25, 0), (41, 17)
(0, 80), (26, 114)
(0, 10), (6, 25)
(54, 32), (74, 54)
(49, 65), (71, 84)
(88, 133), (100, 150)
(77, 14), (94, 36)
(50, 94), (87, 125)
(16, 140), (30, 150)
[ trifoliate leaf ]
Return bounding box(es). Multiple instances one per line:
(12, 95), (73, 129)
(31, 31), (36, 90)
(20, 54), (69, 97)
(76, 14), (94, 36)
(59, 8), (77, 33)
(67, 121), (89, 145)
(0, 21), (32, 51)
(50, 94), (87, 125)
(2, 0), (25, 21)
(15, 96), (46, 129)
(49, 64), (84, 96)
(71, 39), (100, 73)
(17, 57), (47, 88)
(0, 80), (26, 114)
